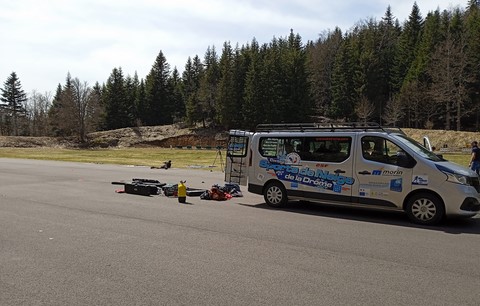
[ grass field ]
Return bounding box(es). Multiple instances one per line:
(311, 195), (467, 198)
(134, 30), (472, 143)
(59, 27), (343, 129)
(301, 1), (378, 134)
(437, 153), (470, 167)
(0, 147), (226, 170)
(0, 147), (472, 170)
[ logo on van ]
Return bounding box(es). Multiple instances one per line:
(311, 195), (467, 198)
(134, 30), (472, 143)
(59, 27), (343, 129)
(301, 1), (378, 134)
(372, 169), (403, 176)
(412, 175), (428, 185)
(286, 152), (301, 164)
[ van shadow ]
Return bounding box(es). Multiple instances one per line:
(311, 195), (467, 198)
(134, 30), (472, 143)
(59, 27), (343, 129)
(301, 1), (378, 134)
(239, 201), (480, 234)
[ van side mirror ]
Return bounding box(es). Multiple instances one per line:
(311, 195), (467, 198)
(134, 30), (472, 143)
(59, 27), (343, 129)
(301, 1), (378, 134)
(397, 151), (416, 168)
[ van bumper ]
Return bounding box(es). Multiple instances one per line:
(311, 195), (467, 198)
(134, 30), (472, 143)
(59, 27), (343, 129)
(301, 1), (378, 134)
(450, 185), (480, 217)
(434, 183), (479, 218)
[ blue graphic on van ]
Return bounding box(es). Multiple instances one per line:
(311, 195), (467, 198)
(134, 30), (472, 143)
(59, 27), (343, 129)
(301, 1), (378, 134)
(390, 178), (402, 192)
(259, 159), (354, 191)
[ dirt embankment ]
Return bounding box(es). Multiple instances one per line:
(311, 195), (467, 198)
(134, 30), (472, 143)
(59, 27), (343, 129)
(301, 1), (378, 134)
(0, 125), (478, 150)
(0, 124), (229, 148)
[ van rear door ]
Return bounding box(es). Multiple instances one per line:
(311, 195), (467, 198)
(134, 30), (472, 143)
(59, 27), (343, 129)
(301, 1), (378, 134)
(225, 130), (253, 186)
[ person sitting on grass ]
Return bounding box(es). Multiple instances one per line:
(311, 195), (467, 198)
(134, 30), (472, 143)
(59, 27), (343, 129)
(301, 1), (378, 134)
(151, 160), (171, 169)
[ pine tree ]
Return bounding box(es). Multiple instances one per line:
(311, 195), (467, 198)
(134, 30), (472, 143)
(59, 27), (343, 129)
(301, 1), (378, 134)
(330, 37), (356, 120)
(216, 41), (236, 128)
(243, 39), (264, 129)
(169, 67), (185, 122)
(104, 67), (131, 129)
(262, 38), (283, 123)
(307, 27), (343, 119)
(48, 83), (64, 136)
(198, 46), (220, 127)
(125, 72), (139, 123)
(135, 79), (147, 126)
(232, 44), (248, 128)
(392, 2), (424, 93)
(91, 82), (105, 131)
(407, 9), (442, 84)
(184, 56), (204, 125)
(283, 30), (311, 122)
(0, 72), (27, 135)
(375, 7), (401, 123)
(144, 51), (173, 125)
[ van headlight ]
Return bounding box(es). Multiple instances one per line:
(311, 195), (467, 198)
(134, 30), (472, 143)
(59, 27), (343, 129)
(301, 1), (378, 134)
(436, 165), (471, 186)
(444, 172), (468, 185)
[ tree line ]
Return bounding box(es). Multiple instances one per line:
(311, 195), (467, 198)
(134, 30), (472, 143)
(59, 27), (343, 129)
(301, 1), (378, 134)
(1, 1), (479, 140)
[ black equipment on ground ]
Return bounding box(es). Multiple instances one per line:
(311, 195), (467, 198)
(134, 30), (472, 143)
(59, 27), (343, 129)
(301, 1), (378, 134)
(112, 178), (166, 196)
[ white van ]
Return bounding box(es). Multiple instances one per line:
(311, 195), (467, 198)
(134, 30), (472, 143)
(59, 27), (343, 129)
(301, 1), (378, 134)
(225, 123), (480, 225)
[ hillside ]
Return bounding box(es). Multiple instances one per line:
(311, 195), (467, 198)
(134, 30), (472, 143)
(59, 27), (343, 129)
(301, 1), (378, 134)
(86, 124), (228, 148)
(0, 124), (478, 152)
(0, 124), (228, 149)
(403, 128), (477, 152)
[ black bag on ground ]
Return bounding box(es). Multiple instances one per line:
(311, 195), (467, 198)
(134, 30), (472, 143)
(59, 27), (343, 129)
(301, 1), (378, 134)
(162, 184), (178, 196)
(124, 183), (157, 196)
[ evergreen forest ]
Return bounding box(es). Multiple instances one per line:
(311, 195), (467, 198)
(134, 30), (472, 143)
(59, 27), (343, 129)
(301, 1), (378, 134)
(1, 2), (480, 140)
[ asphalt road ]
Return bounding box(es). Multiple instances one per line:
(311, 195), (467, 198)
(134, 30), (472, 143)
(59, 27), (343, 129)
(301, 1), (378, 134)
(1, 158), (480, 306)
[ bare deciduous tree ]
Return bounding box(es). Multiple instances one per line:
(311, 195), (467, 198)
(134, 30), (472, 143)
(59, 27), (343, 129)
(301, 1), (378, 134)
(26, 90), (51, 136)
(54, 78), (102, 142)
(398, 80), (426, 128)
(383, 96), (404, 126)
(428, 32), (469, 131)
(355, 95), (375, 123)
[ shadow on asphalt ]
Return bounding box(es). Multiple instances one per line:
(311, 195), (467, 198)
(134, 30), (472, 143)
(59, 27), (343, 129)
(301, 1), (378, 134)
(239, 201), (480, 234)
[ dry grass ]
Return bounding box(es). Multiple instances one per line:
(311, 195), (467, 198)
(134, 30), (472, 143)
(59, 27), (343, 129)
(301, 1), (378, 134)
(403, 128), (478, 151)
(0, 147), (224, 170)
(402, 128), (476, 167)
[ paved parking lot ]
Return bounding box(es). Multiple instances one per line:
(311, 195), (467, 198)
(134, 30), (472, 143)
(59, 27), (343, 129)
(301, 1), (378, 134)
(1, 158), (480, 305)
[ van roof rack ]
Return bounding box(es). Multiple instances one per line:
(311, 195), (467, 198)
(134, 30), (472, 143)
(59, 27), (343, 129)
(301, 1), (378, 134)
(255, 122), (404, 134)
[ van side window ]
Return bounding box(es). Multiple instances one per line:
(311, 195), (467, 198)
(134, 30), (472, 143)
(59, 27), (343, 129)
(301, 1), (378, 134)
(259, 136), (351, 163)
(259, 137), (302, 157)
(361, 136), (408, 166)
(259, 138), (279, 157)
(304, 137), (351, 163)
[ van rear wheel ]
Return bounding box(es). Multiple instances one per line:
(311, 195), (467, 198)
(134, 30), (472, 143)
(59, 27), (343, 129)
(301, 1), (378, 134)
(406, 193), (444, 225)
(264, 181), (287, 208)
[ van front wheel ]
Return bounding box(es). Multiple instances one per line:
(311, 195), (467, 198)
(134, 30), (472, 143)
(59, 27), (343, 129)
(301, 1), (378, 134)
(264, 181), (287, 208)
(406, 193), (445, 225)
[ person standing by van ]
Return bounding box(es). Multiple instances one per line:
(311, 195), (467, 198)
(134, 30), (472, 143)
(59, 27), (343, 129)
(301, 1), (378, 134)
(469, 141), (480, 174)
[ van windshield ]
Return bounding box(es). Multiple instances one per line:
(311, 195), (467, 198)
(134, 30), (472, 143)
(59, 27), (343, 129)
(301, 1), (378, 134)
(392, 134), (443, 162)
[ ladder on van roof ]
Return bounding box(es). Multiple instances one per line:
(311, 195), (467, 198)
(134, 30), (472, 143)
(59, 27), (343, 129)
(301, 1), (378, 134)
(255, 122), (404, 134)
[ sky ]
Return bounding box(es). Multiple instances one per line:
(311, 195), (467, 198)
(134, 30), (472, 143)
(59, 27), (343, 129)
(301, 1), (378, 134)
(0, 0), (461, 95)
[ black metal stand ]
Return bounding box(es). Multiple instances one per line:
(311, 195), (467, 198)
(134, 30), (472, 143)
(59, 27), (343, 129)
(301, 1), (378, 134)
(212, 149), (224, 172)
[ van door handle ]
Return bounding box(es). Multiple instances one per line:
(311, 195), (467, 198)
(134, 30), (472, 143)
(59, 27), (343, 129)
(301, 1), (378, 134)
(358, 170), (371, 175)
(335, 169), (346, 174)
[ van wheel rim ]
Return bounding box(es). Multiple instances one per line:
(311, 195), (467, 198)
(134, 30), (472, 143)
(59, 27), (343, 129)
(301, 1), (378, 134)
(411, 198), (437, 221)
(267, 186), (282, 204)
